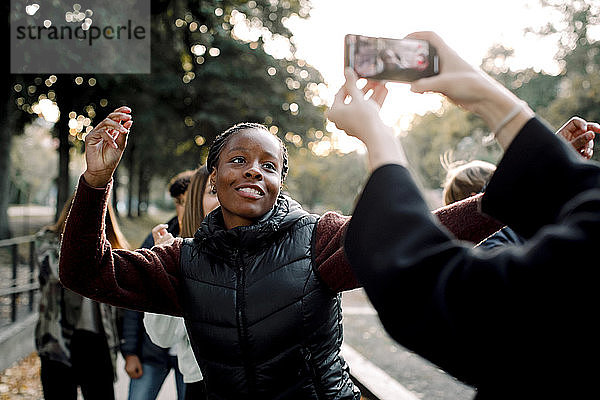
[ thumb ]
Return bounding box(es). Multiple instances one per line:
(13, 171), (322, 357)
(410, 74), (447, 94)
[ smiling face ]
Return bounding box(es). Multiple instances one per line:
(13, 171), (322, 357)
(209, 128), (283, 229)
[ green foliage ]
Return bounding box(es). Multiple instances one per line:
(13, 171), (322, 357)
(104, 0), (327, 181)
(7, 0), (329, 214)
(401, 103), (500, 189)
(286, 150), (368, 215)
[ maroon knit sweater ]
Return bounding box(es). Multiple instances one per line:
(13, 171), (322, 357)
(59, 176), (500, 316)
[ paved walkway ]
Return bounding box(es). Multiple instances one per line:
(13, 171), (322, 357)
(111, 289), (475, 400)
(341, 289), (475, 400)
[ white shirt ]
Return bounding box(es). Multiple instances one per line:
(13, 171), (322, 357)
(143, 313), (203, 383)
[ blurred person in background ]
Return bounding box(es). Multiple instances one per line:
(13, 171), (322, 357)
(144, 165), (219, 400)
(35, 193), (127, 400)
(120, 169), (194, 400)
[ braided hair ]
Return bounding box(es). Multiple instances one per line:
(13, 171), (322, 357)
(206, 122), (289, 182)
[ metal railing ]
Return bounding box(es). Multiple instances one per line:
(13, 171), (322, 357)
(0, 235), (39, 327)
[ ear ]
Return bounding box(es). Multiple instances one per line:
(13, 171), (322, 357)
(209, 169), (217, 188)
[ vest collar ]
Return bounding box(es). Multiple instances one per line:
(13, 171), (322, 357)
(194, 195), (309, 258)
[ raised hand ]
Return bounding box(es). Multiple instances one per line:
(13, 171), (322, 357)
(406, 31), (535, 149)
(326, 68), (388, 143)
(83, 106), (132, 187)
(556, 116), (600, 160)
(151, 224), (175, 246)
(327, 69), (406, 170)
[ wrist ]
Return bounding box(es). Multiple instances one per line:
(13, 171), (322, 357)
(83, 170), (111, 188)
(361, 122), (408, 171)
(473, 82), (535, 149)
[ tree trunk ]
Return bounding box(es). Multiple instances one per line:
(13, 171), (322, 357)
(53, 77), (76, 221)
(137, 166), (150, 217)
(0, 6), (13, 239)
(137, 167), (144, 217)
(127, 143), (136, 218)
(0, 101), (12, 239)
(55, 124), (71, 221)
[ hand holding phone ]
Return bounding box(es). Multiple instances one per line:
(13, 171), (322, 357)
(344, 34), (439, 83)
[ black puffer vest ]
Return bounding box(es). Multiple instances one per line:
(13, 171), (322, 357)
(179, 195), (359, 399)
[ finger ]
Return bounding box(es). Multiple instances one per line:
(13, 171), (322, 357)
(99, 118), (129, 133)
(95, 122), (127, 149)
(152, 224), (168, 235)
(410, 73), (448, 94)
(107, 112), (132, 123)
(586, 122), (600, 134)
(123, 120), (133, 130)
(113, 106), (132, 114)
(361, 79), (384, 94)
(114, 123), (131, 148)
(344, 67), (363, 100)
(333, 85), (348, 106)
(404, 31), (442, 49)
(369, 84), (389, 108)
(325, 88), (346, 122)
(558, 116), (586, 138)
(571, 131), (595, 151)
(404, 31), (448, 64)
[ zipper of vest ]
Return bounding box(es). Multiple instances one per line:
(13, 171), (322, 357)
(234, 249), (257, 394)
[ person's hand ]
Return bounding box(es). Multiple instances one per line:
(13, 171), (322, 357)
(152, 224), (175, 245)
(407, 32), (494, 112)
(83, 106), (132, 187)
(326, 68), (388, 144)
(327, 69), (406, 170)
(555, 116), (600, 160)
(124, 354), (143, 379)
(406, 31), (534, 149)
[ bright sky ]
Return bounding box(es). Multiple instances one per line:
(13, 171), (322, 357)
(285, 0), (563, 152)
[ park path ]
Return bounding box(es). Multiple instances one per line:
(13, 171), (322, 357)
(4, 205), (474, 400)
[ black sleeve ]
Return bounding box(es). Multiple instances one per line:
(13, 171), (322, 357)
(482, 118), (600, 238)
(344, 118), (600, 384)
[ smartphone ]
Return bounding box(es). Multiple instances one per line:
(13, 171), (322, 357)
(344, 34), (439, 82)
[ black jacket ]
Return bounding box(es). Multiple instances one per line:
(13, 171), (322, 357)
(179, 195), (359, 400)
(345, 118), (600, 399)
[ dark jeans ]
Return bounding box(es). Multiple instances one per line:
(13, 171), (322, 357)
(184, 380), (207, 400)
(40, 330), (115, 400)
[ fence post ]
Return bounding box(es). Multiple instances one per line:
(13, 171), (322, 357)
(29, 241), (35, 312)
(11, 244), (18, 322)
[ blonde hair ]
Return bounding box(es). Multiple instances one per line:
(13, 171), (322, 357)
(180, 166), (211, 238)
(47, 191), (130, 250)
(442, 160), (496, 205)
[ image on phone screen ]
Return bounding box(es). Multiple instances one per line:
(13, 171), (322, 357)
(345, 34), (438, 82)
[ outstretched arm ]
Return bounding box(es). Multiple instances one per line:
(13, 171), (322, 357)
(327, 31), (600, 386)
(59, 108), (184, 316)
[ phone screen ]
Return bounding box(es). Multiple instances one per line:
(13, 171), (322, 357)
(345, 34), (439, 82)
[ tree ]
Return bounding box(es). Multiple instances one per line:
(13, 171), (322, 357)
(401, 0), (600, 191)
(286, 150), (368, 214)
(5, 0), (329, 226)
